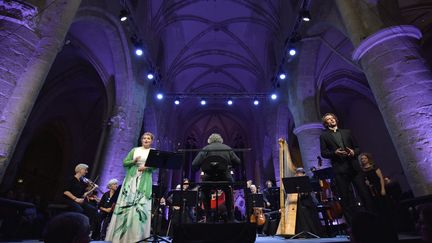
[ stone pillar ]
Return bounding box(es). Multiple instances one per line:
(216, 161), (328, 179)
(293, 123), (326, 173)
(335, 0), (431, 197)
(0, 0), (82, 181)
(288, 40), (326, 171)
(351, 25), (432, 196)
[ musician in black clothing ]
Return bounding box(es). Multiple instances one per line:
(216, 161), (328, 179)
(192, 133), (241, 221)
(319, 113), (372, 224)
(63, 163), (98, 239)
(99, 178), (119, 240)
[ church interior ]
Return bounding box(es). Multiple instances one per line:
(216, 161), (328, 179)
(0, 0), (431, 242)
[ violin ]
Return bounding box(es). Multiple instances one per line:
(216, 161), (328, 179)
(82, 177), (103, 196)
(250, 207), (266, 226)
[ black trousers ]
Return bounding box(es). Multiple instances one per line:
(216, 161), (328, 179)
(65, 200), (99, 238)
(333, 173), (372, 224)
(100, 213), (112, 240)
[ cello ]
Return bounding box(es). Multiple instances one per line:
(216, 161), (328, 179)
(315, 156), (343, 221)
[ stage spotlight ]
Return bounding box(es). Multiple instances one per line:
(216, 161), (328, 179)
(174, 98), (180, 105)
(156, 93), (163, 100)
(271, 93), (278, 100)
(135, 47), (143, 56)
(288, 47), (297, 56)
(119, 9), (129, 22)
(279, 73), (287, 80)
(200, 99), (206, 105)
(147, 73), (154, 80)
(301, 10), (311, 22)
(253, 99), (259, 106)
(227, 99), (233, 106)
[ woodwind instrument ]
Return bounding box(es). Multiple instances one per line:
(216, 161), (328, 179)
(276, 138), (298, 236)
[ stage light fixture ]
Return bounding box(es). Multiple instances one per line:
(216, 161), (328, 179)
(279, 73), (287, 80)
(174, 98), (180, 105)
(135, 47), (143, 56)
(301, 10), (311, 22)
(119, 9), (128, 22)
(156, 93), (164, 100)
(227, 99), (233, 105)
(271, 93), (278, 100)
(253, 99), (259, 106)
(200, 99), (206, 105)
(288, 47), (297, 56)
(147, 73), (154, 80)
(131, 38), (144, 57)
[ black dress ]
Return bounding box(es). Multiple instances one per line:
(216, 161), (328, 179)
(362, 168), (385, 213)
(295, 193), (323, 237)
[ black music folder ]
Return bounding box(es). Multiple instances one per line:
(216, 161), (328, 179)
(145, 149), (183, 170)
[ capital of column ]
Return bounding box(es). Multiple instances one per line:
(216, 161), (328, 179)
(293, 122), (324, 135)
(0, 0), (38, 30)
(352, 25), (422, 62)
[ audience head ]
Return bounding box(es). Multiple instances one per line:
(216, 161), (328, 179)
(43, 212), (90, 243)
(349, 211), (397, 243)
(207, 133), (223, 144)
(416, 203), (432, 243)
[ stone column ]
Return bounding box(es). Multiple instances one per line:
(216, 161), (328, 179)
(288, 40), (327, 171)
(336, 0), (432, 196)
(293, 123), (325, 173)
(0, 0), (82, 181)
(351, 25), (432, 196)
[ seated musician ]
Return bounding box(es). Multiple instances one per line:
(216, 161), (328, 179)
(262, 180), (277, 210)
(99, 178), (118, 240)
(63, 163), (98, 239)
(165, 178), (196, 223)
(191, 133), (241, 222)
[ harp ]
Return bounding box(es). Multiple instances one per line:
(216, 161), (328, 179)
(276, 138), (298, 236)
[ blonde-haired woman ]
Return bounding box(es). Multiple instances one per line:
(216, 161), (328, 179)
(106, 132), (156, 242)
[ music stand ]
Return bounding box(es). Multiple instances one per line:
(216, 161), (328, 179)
(265, 187), (280, 211)
(248, 193), (265, 208)
(172, 190), (198, 208)
(281, 176), (320, 239)
(138, 150), (182, 243)
(312, 167), (334, 180)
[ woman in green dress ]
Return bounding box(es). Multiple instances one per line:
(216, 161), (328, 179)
(105, 132), (156, 242)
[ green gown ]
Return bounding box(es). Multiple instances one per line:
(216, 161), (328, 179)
(105, 147), (156, 243)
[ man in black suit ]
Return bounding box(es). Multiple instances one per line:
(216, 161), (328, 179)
(192, 133), (241, 221)
(319, 113), (371, 223)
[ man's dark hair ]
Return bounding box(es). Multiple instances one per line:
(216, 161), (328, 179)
(43, 212), (90, 243)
